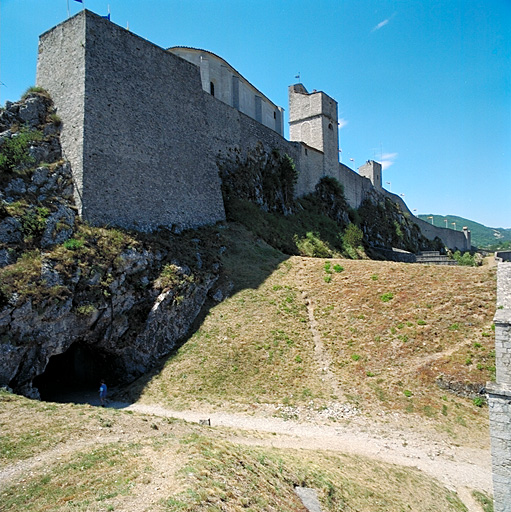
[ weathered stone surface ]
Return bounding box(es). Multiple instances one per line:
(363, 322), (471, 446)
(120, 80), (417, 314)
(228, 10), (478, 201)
(18, 96), (48, 127)
(0, 248), (15, 267)
(41, 204), (76, 248)
(294, 487), (323, 512)
(0, 240), (221, 395)
(5, 178), (27, 197)
(488, 262), (511, 512)
(0, 218), (23, 244)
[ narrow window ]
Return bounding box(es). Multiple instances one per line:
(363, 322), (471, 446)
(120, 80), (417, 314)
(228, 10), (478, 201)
(210, 82), (215, 97)
(328, 122), (333, 130)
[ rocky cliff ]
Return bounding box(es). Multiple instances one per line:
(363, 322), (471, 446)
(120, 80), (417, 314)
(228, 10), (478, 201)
(0, 91), (226, 398)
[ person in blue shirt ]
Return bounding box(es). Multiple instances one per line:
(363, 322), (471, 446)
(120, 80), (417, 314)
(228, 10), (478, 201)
(99, 380), (107, 406)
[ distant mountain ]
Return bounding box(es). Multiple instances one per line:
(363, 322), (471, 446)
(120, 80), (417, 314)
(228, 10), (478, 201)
(418, 214), (511, 250)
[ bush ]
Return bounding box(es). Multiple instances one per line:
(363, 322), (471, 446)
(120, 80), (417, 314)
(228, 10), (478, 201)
(0, 128), (42, 174)
(473, 397), (485, 408)
(343, 223), (364, 249)
(380, 292), (394, 303)
(294, 232), (332, 258)
(64, 238), (84, 250)
(20, 206), (50, 238)
(453, 250), (477, 266)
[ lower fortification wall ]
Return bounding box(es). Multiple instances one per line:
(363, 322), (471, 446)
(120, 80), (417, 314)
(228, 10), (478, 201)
(382, 191), (470, 251)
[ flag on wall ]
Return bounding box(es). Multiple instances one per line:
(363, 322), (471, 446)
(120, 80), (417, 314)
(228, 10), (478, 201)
(74, 0), (83, 3)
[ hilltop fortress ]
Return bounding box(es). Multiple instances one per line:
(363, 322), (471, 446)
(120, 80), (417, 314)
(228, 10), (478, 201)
(36, 10), (469, 251)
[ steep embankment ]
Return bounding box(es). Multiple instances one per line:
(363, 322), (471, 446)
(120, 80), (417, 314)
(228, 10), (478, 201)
(0, 251), (496, 512)
(126, 248), (495, 446)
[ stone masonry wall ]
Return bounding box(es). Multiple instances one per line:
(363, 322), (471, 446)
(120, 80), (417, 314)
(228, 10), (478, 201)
(36, 16), (86, 214)
(487, 262), (511, 512)
(383, 191), (470, 251)
(38, 11), (226, 231)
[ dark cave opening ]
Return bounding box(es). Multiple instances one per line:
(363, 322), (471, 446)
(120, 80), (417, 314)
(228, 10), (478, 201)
(33, 343), (118, 403)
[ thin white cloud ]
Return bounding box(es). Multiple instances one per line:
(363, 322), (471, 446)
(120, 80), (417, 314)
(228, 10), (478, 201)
(338, 118), (348, 129)
(380, 152), (398, 170)
(371, 13), (396, 32)
(372, 19), (389, 32)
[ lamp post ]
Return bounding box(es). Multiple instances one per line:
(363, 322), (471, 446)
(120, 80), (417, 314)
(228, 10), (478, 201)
(427, 216), (434, 225)
(451, 222), (456, 231)
(444, 219), (448, 228)
(385, 181), (391, 192)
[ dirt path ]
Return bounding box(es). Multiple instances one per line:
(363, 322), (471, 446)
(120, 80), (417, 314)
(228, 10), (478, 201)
(297, 263), (344, 399)
(0, 436), (119, 491)
(111, 400), (491, 511)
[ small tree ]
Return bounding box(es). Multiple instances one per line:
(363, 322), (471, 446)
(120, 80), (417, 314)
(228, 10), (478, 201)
(344, 223), (364, 248)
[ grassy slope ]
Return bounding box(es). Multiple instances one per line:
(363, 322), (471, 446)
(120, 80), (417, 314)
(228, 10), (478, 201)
(129, 224), (495, 445)
(1, 224), (496, 511)
(0, 391), (469, 512)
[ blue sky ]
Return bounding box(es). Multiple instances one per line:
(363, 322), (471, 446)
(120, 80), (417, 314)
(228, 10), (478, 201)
(1, 0), (510, 228)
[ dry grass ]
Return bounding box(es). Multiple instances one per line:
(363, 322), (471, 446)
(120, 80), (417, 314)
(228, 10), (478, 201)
(1, 391), (468, 512)
(0, 225), (496, 510)
(129, 247), (495, 446)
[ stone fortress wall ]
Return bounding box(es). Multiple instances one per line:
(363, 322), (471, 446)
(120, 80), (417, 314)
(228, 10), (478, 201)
(487, 262), (511, 512)
(36, 10), (469, 250)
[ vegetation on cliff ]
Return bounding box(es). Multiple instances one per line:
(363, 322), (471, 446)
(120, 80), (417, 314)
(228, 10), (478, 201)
(219, 144), (443, 259)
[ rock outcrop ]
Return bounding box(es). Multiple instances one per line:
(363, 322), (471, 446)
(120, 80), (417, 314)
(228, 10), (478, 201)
(0, 92), (224, 398)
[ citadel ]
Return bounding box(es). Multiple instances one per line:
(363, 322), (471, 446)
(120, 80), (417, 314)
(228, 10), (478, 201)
(36, 10), (470, 252)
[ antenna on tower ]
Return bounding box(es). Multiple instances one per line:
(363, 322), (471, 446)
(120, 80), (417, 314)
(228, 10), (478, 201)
(295, 72), (301, 83)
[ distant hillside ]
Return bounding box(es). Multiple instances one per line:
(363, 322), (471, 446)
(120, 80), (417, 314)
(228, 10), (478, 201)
(419, 214), (511, 249)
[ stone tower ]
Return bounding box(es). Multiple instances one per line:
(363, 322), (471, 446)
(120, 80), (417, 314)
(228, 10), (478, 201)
(358, 160), (382, 190)
(288, 84), (339, 177)
(487, 261), (511, 512)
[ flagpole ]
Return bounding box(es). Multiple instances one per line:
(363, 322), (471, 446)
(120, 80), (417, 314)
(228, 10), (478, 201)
(67, 0), (70, 18)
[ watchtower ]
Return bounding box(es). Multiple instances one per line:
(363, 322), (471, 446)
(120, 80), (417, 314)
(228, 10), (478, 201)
(358, 160), (382, 190)
(288, 84), (339, 176)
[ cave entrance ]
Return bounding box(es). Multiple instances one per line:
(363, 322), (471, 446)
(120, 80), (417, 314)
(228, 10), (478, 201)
(33, 343), (116, 404)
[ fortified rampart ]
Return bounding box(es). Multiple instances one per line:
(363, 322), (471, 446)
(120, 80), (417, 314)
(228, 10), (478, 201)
(487, 262), (511, 512)
(36, 10), (469, 250)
